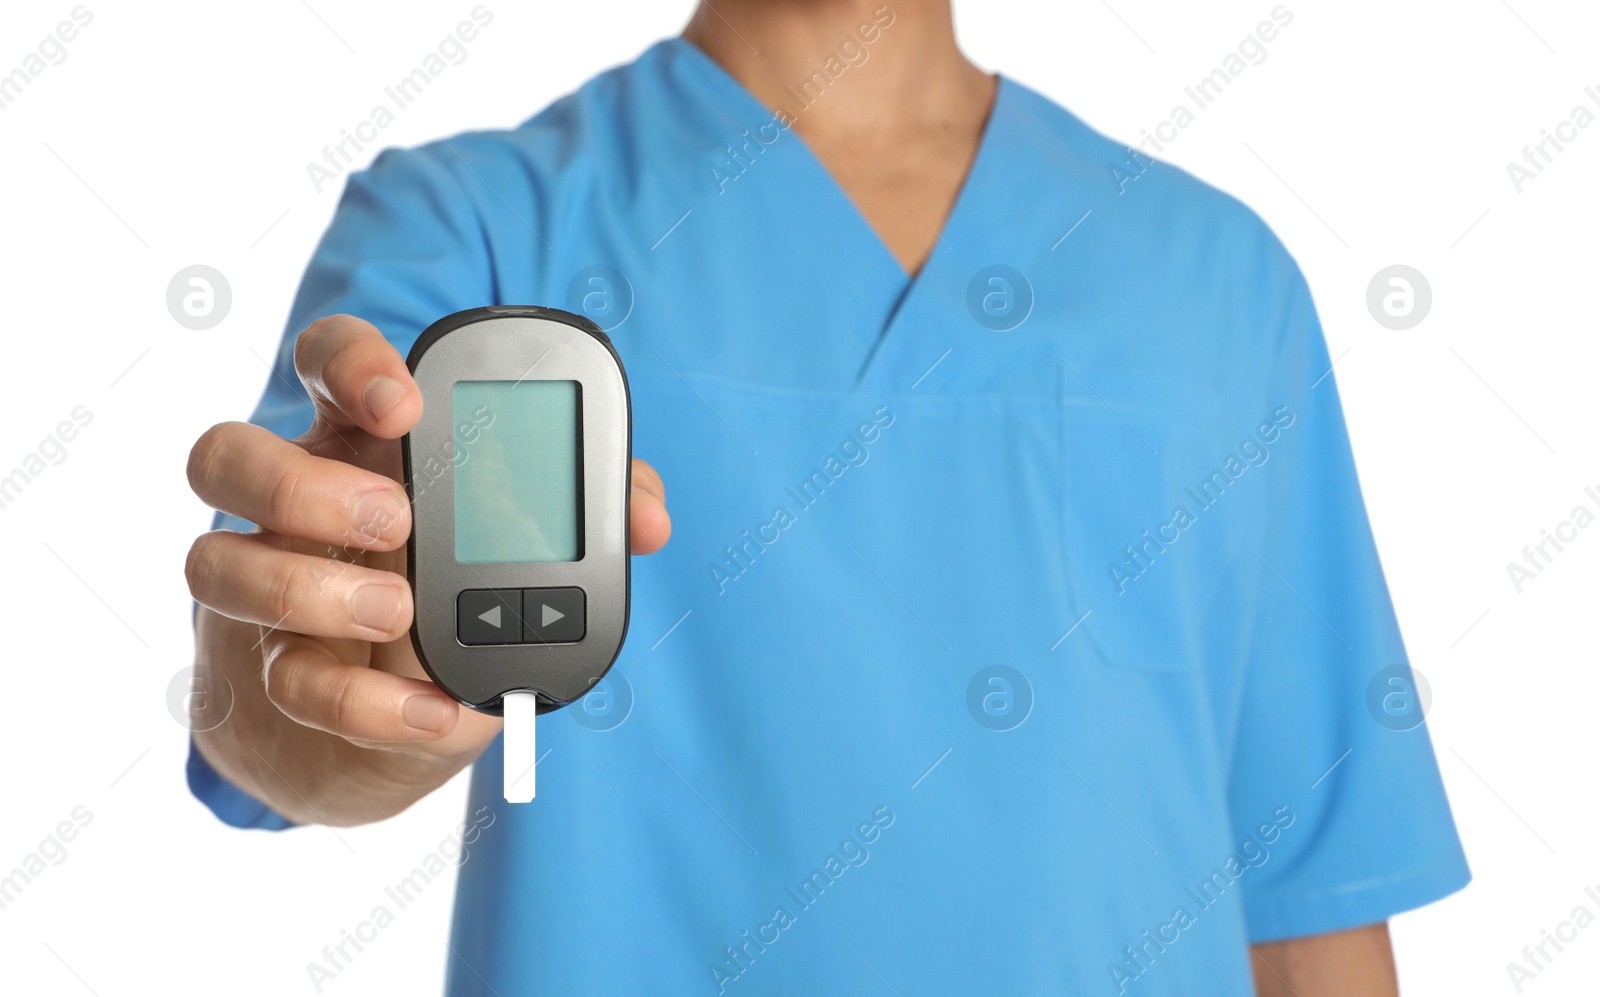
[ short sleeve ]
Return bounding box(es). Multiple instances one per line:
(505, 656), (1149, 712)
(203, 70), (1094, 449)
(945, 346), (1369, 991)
(1222, 266), (1470, 941)
(189, 145), (494, 829)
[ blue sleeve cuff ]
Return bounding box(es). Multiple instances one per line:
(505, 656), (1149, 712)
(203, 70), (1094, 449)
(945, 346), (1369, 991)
(186, 738), (297, 831)
(1244, 856), (1471, 943)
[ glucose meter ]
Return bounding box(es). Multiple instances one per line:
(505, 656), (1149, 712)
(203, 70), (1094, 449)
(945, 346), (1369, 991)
(402, 306), (631, 802)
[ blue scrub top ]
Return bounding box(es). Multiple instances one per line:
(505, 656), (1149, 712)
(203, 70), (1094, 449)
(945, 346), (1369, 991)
(193, 37), (1469, 995)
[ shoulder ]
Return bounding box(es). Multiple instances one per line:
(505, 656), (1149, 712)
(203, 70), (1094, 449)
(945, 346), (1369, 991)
(338, 41), (679, 222)
(1004, 77), (1302, 293)
(997, 78), (1318, 406)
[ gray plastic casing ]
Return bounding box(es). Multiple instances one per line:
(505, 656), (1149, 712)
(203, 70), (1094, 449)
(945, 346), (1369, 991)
(402, 306), (630, 715)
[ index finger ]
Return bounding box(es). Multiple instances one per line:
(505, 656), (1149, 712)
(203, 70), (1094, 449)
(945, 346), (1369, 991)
(293, 314), (422, 440)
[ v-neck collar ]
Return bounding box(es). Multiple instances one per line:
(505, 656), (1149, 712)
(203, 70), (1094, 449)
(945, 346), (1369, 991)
(665, 36), (1011, 289)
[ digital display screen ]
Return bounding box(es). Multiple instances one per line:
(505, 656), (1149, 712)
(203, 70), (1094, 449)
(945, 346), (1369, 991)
(453, 380), (581, 564)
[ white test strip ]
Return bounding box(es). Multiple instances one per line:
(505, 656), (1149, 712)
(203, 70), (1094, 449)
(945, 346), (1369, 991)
(502, 690), (539, 803)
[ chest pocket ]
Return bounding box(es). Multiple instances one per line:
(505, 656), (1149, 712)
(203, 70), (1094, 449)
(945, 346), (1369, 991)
(1055, 364), (1218, 674)
(628, 340), (1222, 677)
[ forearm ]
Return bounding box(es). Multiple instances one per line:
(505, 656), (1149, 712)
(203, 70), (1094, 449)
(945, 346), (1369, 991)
(1252, 922), (1398, 997)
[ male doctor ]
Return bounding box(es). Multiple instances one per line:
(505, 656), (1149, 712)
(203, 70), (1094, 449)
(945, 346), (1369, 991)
(184, 2), (1468, 993)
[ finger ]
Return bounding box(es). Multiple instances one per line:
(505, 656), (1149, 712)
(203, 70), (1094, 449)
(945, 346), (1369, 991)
(263, 634), (460, 742)
(294, 314), (422, 439)
(630, 487), (671, 555)
(632, 459), (665, 503)
(186, 531), (412, 642)
(188, 422), (410, 550)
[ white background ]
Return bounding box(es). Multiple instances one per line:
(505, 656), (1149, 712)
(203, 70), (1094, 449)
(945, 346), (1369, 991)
(1, 1), (1595, 994)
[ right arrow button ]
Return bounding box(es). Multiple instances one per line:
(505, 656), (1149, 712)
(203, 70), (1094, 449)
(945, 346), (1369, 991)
(522, 587), (585, 644)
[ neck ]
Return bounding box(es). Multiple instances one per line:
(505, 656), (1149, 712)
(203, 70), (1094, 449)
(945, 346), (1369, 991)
(682, 1), (989, 135)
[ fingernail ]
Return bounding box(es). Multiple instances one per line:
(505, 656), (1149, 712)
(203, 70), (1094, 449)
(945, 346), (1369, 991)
(352, 584), (401, 632)
(364, 376), (408, 421)
(352, 490), (404, 543)
(403, 694), (452, 733)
